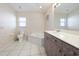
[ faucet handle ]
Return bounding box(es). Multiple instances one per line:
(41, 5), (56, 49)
(56, 29), (60, 32)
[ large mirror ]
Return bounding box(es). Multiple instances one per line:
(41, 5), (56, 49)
(54, 3), (79, 31)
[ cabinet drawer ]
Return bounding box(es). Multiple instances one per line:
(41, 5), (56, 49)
(44, 32), (53, 39)
(48, 39), (62, 56)
(44, 32), (58, 41)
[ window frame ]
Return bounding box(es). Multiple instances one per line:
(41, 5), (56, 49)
(60, 18), (66, 27)
(18, 16), (26, 27)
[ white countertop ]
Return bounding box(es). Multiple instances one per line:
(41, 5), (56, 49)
(45, 31), (79, 49)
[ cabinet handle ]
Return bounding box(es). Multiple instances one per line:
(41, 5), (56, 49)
(59, 49), (62, 53)
(62, 53), (66, 56)
(73, 51), (77, 56)
(55, 40), (57, 42)
(63, 54), (66, 56)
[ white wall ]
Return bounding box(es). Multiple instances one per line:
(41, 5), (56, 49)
(0, 4), (16, 43)
(0, 4), (16, 29)
(16, 12), (45, 34)
(45, 5), (55, 30)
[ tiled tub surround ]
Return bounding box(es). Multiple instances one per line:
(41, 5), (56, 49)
(44, 31), (79, 56)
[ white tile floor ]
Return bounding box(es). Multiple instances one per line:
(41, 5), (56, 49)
(0, 40), (46, 56)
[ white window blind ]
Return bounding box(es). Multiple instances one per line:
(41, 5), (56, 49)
(19, 17), (26, 27)
(60, 18), (65, 26)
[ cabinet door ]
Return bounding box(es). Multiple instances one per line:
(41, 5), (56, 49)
(47, 36), (62, 56)
(62, 42), (74, 56)
(44, 35), (49, 55)
(55, 38), (63, 56)
(44, 35), (57, 55)
(44, 36), (55, 55)
(49, 39), (58, 56)
(51, 43), (62, 56)
(44, 33), (63, 56)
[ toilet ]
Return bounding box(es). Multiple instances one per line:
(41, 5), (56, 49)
(17, 32), (24, 42)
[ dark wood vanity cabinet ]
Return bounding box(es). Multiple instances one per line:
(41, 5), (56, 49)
(44, 32), (79, 56)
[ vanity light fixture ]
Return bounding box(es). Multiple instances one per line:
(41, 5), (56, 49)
(53, 3), (61, 8)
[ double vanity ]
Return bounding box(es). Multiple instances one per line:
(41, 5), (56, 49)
(44, 31), (79, 56)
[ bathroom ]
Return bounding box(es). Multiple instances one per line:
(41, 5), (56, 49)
(0, 3), (79, 56)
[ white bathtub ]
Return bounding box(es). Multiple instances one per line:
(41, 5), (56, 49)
(28, 33), (44, 46)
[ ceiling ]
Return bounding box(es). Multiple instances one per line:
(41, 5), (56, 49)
(54, 3), (79, 14)
(8, 3), (51, 12)
(1, 3), (79, 14)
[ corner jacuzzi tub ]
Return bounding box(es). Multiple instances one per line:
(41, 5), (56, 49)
(28, 33), (44, 46)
